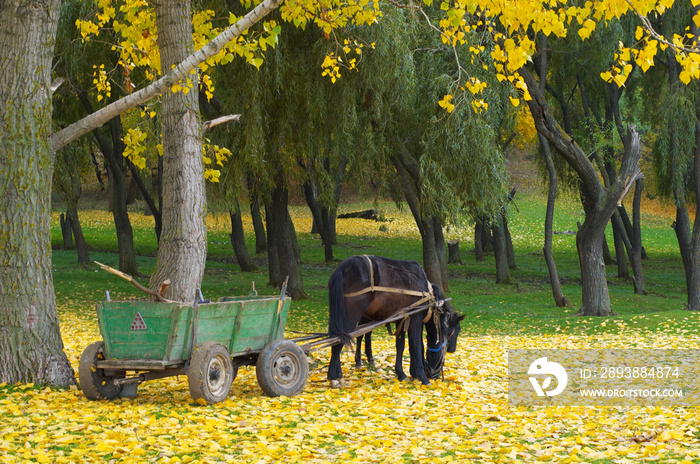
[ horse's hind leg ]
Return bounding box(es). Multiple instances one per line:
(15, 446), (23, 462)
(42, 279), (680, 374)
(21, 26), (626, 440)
(328, 344), (346, 387)
(394, 331), (407, 381)
(355, 334), (364, 368)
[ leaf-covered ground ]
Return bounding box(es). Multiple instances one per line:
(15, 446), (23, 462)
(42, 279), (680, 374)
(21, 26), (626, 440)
(3, 192), (699, 462)
(2, 310), (700, 463)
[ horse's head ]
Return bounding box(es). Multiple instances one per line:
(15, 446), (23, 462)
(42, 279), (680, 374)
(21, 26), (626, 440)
(442, 303), (465, 353)
(425, 285), (465, 378)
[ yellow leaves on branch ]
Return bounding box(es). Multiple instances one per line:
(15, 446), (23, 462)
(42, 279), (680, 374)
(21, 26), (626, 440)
(202, 142), (232, 183)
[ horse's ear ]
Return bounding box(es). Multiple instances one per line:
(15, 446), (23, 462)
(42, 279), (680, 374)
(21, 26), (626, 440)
(457, 314), (466, 322)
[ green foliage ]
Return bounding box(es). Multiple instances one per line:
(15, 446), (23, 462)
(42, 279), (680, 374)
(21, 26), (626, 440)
(652, 83), (698, 204)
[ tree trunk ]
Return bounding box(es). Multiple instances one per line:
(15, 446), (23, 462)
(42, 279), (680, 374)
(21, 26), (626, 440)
(522, 67), (642, 316)
(229, 206), (257, 272)
(265, 202), (281, 288)
(474, 220), (485, 261)
(432, 216), (448, 291)
(611, 212), (629, 278)
(504, 217), (517, 270)
(250, 190), (267, 254)
(448, 240), (462, 264)
(68, 207), (91, 265)
(76, 88), (138, 275)
(106, 154), (139, 275)
(576, 227), (612, 316)
(60, 213), (74, 250)
(271, 181), (306, 299)
(0, 0), (75, 386)
(127, 158), (162, 242)
(492, 216), (510, 284)
(303, 179), (333, 263)
(149, 0), (207, 303)
(540, 134), (568, 307)
(630, 178), (646, 294)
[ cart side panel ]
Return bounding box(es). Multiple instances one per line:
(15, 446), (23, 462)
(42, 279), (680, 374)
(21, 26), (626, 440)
(99, 301), (186, 360)
(230, 297), (291, 356)
(192, 302), (241, 349)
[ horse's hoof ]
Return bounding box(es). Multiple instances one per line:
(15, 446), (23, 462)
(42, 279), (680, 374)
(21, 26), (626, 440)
(330, 379), (347, 388)
(397, 373), (407, 382)
(355, 362), (363, 368)
(367, 360), (375, 367)
(421, 378), (431, 386)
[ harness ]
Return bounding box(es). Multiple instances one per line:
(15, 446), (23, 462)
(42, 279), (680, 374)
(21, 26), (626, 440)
(344, 255), (443, 335)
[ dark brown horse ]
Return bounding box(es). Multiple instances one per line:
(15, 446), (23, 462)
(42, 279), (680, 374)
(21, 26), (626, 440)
(328, 255), (463, 386)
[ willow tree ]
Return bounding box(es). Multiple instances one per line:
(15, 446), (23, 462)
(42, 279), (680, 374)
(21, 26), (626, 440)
(356, 6), (509, 290)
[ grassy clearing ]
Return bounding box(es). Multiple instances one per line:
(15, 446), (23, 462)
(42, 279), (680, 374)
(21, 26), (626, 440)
(4, 191), (694, 463)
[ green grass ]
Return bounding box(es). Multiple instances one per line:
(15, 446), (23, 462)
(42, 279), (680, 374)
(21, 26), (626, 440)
(51, 192), (694, 339)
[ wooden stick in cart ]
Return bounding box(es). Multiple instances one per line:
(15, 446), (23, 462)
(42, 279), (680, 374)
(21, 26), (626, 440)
(94, 261), (176, 303)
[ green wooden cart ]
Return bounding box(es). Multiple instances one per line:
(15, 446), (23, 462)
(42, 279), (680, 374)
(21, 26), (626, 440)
(79, 292), (309, 404)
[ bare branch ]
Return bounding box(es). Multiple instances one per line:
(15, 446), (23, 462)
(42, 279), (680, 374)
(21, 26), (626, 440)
(202, 114), (241, 132)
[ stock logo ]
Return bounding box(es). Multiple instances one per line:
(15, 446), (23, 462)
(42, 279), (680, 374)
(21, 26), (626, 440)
(528, 357), (568, 397)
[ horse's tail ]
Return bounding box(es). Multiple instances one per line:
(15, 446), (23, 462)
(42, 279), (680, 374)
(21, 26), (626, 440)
(328, 267), (353, 347)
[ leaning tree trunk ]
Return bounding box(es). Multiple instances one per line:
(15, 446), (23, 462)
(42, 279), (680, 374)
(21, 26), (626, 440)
(229, 206), (258, 272)
(150, 0), (207, 302)
(540, 134), (568, 307)
(67, 207), (90, 265)
(611, 212), (629, 279)
(0, 0), (75, 386)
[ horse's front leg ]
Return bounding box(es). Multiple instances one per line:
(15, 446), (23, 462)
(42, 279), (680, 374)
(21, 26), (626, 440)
(365, 331), (375, 367)
(394, 330), (407, 381)
(408, 316), (430, 385)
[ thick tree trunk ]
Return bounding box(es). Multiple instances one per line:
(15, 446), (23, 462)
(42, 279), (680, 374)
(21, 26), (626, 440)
(492, 216), (510, 284)
(229, 207), (257, 272)
(576, 228), (612, 316)
(271, 182), (306, 299)
(540, 135), (568, 307)
(0, 0), (75, 386)
(149, 0), (207, 303)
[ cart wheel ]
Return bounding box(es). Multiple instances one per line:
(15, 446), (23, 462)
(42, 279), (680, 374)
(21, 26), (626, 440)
(188, 341), (234, 404)
(256, 340), (308, 397)
(79, 342), (124, 400)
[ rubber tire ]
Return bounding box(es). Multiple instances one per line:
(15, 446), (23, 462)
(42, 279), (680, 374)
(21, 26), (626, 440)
(256, 340), (308, 397)
(188, 341), (234, 404)
(79, 341), (124, 400)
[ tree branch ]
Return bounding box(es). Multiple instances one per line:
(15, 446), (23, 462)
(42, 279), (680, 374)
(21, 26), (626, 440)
(202, 114), (240, 132)
(49, 0), (281, 152)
